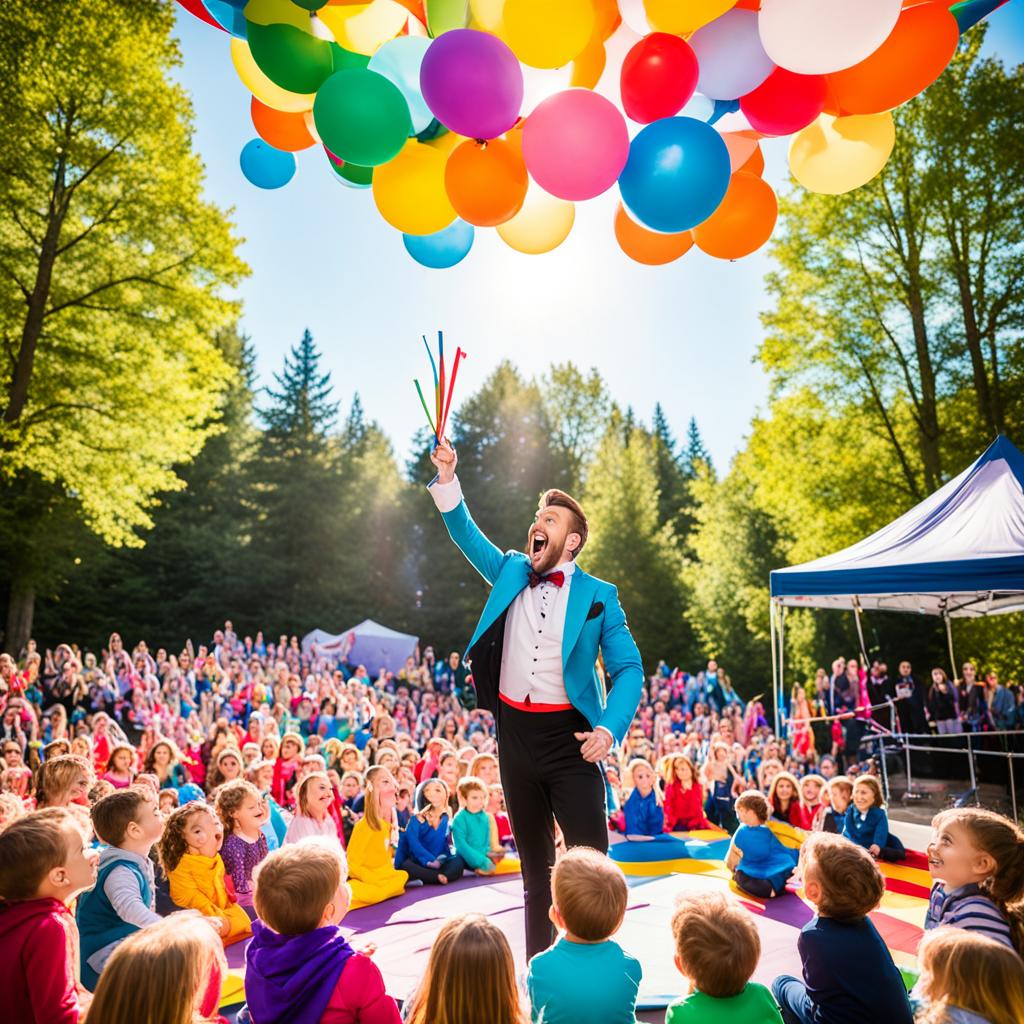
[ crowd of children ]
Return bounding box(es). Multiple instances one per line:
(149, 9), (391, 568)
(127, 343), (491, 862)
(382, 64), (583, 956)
(0, 628), (1023, 1022)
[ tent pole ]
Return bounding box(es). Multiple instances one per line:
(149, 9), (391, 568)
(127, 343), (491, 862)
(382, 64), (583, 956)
(779, 604), (786, 727)
(943, 607), (958, 682)
(853, 597), (870, 669)
(770, 598), (780, 736)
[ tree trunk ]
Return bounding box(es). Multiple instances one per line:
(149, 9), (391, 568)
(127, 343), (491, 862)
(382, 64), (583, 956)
(4, 574), (35, 657)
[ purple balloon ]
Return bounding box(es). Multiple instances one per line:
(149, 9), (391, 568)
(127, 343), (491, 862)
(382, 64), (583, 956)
(420, 29), (523, 140)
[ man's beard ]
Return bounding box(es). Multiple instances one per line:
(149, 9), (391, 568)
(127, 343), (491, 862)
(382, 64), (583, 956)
(526, 527), (565, 575)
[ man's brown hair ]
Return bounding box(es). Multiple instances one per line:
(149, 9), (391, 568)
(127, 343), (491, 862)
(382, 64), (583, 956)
(540, 489), (588, 559)
(0, 808), (79, 900)
(253, 839), (344, 934)
(91, 789), (149, 846)
(801, 832), (885, 920)
(551, 846), (627, 941)
(671, 891), (759, 998)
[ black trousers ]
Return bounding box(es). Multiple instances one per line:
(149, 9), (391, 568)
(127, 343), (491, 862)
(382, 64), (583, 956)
(400, 855), (465, 884)
(496, 701), (608, 959)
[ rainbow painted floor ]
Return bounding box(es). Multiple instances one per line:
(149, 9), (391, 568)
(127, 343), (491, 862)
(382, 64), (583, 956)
(221, 824), (930, 1011)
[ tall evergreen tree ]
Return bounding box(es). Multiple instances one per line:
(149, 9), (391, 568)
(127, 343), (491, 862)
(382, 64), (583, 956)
(651, 403), (693, 544)
(683, 417), (714, 479)
(583, 425), (695, 672)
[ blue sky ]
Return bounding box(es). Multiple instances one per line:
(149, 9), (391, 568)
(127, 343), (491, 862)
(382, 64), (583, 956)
(172, 4), (1024, 471)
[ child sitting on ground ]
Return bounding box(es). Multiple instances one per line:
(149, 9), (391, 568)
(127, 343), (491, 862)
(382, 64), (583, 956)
(914, 926), (1024, 1024)
(842, 774), (906, 862)
(76, 790), (165, 990)
(245, 839), (401, 1024)
(812, 776), (852, 834)
(0, 807), (99, 1024)
(726, 791), (798, 900)
(347, 765), (408, 908)
(397, 778), (464, 885)
(405, 913), (529, 1024)
(453, 776), (516, 876)
(771, 832), (912, 1024)
(663, 754), (712, 832)
(668, 890), (783, 1023)
(285, 772), (343, 850)
(924, 807), (1024, 954)
(623, 758), (665, 836)
(159, 801), (251, 944)
(790, 775), (825, 832)
(216, 779), (269, 909)
(527, 846), (641, 1024)
(87, 911), (227, 1023)
(100, 745), (136, 790)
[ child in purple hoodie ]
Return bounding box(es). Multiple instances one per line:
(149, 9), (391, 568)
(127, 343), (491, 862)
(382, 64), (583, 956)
(245, 839), (400, 1024)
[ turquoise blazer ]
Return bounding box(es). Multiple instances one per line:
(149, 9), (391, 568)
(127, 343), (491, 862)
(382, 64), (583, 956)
(437, 496), (644, 744)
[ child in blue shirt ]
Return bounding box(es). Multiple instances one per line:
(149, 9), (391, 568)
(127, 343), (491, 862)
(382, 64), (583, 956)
(726, 791), (798, 900)
(815, 776), (852, 834)
(771, 832), (913, 1024)
(396, 779), (465, 885)
(76, 790), (165, 990)
(667, 890), (782, 1024)
(623, 758), (664, 836)
(842, 775), (905, 862)
(527, 847), (641, 1024)
(452, 777), (503, 875)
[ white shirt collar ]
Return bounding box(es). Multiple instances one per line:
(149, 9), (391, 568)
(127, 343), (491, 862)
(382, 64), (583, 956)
(552, 560), (576, 579)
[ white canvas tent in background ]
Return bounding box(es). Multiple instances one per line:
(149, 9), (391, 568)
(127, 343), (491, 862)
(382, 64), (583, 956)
(301, 619), (419, 675)
(767, 436), (1024, 732)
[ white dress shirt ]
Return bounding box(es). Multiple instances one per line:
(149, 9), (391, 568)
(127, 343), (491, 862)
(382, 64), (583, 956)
(430, 475), (612, 740)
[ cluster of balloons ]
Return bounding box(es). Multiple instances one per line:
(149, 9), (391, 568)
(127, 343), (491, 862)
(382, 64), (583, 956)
(179, 0), (1003, 268)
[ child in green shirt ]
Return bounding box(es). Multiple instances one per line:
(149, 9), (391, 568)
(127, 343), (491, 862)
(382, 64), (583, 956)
(452, 777), (501, 874)
(666, 890), (783, 1024)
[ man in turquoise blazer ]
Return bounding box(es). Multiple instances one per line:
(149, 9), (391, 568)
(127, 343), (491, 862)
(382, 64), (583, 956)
(428, 438), (644, 956)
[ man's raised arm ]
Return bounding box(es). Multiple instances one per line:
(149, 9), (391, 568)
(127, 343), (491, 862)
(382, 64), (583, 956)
(427, 438), (507, 586)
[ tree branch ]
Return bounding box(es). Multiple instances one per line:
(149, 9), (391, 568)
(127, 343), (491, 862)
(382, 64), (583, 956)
(54, 197), (123, 256)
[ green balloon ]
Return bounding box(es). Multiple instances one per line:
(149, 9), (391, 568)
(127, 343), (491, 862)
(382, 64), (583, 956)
(330, 42), (370, 73)
(313, 69), (411, 168)
(331, 160), (373, 189)
(426, 0), (469, 37)
(247, 21), (334, 95)
(290, 0), (327, 9)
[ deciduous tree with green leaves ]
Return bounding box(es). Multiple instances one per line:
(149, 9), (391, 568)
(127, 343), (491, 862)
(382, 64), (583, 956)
(0, 0), (246, 650)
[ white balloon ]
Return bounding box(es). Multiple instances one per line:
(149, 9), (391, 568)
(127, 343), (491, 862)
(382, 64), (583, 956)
(758, 0), (902, 75)
(691, 10), (775, 101)
(618, 0), (650, 35)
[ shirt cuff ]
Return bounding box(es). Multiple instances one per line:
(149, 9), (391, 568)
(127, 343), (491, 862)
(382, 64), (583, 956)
(427, 474), (463, 514)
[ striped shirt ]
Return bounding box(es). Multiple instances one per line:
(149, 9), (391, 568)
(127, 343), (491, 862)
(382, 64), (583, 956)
(925, 881), (1015, 950)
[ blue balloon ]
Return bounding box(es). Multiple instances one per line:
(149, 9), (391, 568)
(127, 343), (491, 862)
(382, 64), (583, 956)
(177, 783), (205, 804)
(240, 138), (296, 190)
(403, 220), (474, 269)
(368, 36), (434, 136)
(618, 117), (731, 233)
(200, 0), (248, 38)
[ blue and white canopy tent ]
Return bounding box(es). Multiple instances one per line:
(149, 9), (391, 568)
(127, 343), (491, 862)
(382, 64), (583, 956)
(767, 436), (1024, 731)
(301, 619), (419, 675)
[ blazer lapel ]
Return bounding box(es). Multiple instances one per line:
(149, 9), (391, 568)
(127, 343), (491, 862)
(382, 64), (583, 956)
(562, 569), (595, 668)
(466, 555), (530, 653)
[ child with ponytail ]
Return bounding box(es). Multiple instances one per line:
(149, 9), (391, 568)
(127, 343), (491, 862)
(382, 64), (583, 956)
(925, 807), (1024, 954)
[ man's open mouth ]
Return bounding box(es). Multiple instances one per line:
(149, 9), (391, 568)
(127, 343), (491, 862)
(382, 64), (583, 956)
(532, 533), (547, 555)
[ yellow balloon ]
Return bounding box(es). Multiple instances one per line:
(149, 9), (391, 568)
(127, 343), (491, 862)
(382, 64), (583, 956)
(469, 0), (504, 32)
(373, 140), (456, 236)
(643, 0), (737, 35)
(497, 181), (575, 254)
(501, 0), (594, 69)
(570, 36), (606, 90)
(425, 131), (468, 158)
(789, 112), (895, 196)
(230, 37), (315, 113)
(318, 0), (408, 57)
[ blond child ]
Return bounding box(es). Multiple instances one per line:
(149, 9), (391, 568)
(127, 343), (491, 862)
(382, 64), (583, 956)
(842, 774), (906, 861)
(285, 771), (343, 850)
(924, 807), (1024, 954)
(668, 890), (782, 1023)
(215, 779), (269, 908)
(347, 765), (408, 908)
(771, 832), (912, 1024)
(76, 790), (165, 989)
(405, 913), (529, 1024)
(623, 758), (664, 836)
(0, 808), (99, 1024)
(527, 847), (641, 1024)
(36, 754), (92, 809)
(813, 775), (852, 834)
(158, 801), (251, 944)
(246, 840), (401, 1024)
(915, 926), (1024, 1024)
(87, 911), (227, 1024)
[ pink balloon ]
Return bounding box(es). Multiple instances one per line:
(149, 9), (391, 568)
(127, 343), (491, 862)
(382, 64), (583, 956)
(522, 90), (629, 201)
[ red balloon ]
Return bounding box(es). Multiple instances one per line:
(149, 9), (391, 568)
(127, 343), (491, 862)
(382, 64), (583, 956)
(620, 33), (699, 124)
(740, 67), (827, 136)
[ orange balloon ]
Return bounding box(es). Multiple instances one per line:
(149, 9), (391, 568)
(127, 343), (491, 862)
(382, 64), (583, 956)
(614, 204), (693, 265)
(825, 2), (958, 115)
(251, 97), (316, 152)
(739, 144), (764, 177)
(692, 172), (777, 260)
(444, 138), (528, 227)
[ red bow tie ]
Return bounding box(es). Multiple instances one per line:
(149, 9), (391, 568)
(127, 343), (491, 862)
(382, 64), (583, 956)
(528, 570), (565, 589)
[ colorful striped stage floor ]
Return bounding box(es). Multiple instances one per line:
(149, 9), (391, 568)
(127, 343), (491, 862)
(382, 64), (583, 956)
(220, 824), (931, 1011)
